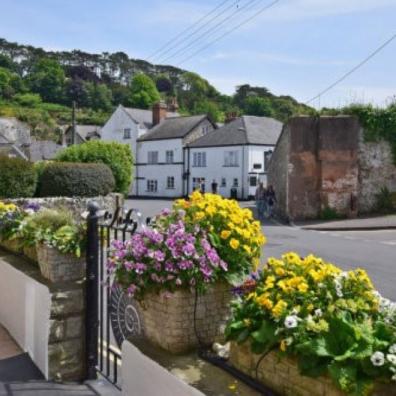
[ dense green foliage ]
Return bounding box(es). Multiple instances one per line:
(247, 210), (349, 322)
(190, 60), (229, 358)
(0, 38), (313, 130)
(0, 156), (37, 198)
(56, 141), (133, 194)
(39, 162), (115, 197)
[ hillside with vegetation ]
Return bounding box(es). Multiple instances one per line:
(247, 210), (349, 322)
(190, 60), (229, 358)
(0, 38), (315, 141)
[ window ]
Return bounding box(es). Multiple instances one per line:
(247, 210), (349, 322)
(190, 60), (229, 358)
(123, 128), (131, 139)
(192, 177), (205, 191)
(148, 151), (158, 164)
(193, 152), (206, 167)
(221, 178), (226, 187)
(224, 151), (239, 167)
(147, 180), (158, 192)
(166, 150), (174, 164)
(250, 176), (257, 187)
(264, 150), (273, 171)
(202, 125), (210, 135)
(167, 176), (175, 189)
(253, 163), (262, 170)
(233, 178), (239, 187)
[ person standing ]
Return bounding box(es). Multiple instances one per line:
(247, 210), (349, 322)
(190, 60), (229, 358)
(266, 185), (277, 218)
(200, 179), (206, 194)
(211, 179), (218, 194)
(255, 182), (266, 220)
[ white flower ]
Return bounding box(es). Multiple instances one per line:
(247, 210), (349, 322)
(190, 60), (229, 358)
(387, 354), (396, 365)
(380, 298), (391, 309)
(336, 289), (343, 298)
(339, 271), (349, 279)
(389, 344), (396, 354)
(314, 309), (323, 317)
(284, 315), (298, 329)
(371, 351), (385, 367)
(390, 366), (396, 373)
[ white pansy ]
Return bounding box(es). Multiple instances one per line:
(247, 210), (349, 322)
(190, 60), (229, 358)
(284, 315), (299, 329)
(387, 354), (396, 365)
(371, 351), (385, 367)
(389, 344), (396, 354)
(314, 309), (323, 317)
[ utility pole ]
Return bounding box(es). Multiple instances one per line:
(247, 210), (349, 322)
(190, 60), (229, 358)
(72, 100), (76, 145)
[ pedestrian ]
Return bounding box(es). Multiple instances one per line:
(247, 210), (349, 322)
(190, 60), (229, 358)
(266, 185), (276, 218)
(200, 179), (206, 194)
(211, 179), (218, 194)
(255, 182), (266, 220)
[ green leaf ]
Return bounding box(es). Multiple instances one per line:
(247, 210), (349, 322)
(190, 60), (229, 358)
(328, 361), (357, 393)
(251, 320), (278, 348)
(297, 355), (328, 377)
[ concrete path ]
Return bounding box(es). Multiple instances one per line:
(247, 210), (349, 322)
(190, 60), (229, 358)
(295, 214), (396, 231)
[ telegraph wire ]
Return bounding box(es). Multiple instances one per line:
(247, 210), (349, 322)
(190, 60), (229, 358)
(305, 33), (396, 105)
(158, 0), (261, 64)
(146, 0), (236, 61)
(178, 0), (281, 66)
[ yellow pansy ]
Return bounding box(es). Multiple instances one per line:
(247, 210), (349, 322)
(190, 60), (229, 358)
(220, 230), (231, 239)
(229, 239), (240, 250)
(272, 300), (287, 318)
(194, 211), (205, 221)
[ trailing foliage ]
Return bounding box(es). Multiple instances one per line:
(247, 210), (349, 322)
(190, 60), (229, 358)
(38, 162), (115, 197)
(0, 156), (37, 198)
(375, 186), (395, 214)
(56, 140), (133, 194)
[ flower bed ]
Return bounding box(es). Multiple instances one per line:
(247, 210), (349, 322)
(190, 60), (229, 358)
(109, 192), (266, 352)
(226, 253), (396, 396)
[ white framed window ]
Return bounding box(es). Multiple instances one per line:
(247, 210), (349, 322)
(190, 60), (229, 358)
(167, 176), (175, 189)
(249, 176), (257, 187)
(193, 152), (206, 167)
(147, 180), (158, 192)
(148, 151), (158, 164)
(224, 150), (239, 167)
(233, 178), (239, 187)
(264, 150), (273, 171)
(192, 177), (205, 190)
(166, 150), (174, 164)
(123, 128), (131, 139)
(221, 178), (226, 187)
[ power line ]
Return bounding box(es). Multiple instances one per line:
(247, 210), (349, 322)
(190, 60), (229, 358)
(306, 33), (396, 105)
(158, 0), (261, 64)
(146, 0), (235, 61)
(154, 0), (245, 64)
(178, 0), (281, 66)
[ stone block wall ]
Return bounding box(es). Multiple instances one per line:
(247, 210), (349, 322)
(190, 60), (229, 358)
(229, 342), (396, 396)
(140, 283), (231, 354)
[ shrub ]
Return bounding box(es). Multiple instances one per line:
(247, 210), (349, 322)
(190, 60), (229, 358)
(13, 93), (42, 107)
(376, 186), (395, 214)
(38, 162), (115, 197)
(56, 141), (133, 194)
(319, 206), (341, 220)
(0, 156), (37, 198)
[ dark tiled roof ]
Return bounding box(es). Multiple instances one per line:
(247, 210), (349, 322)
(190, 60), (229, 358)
(187, 116), (283, 147)
(138, 115), (207, 141)
(122, 106), (179, 130)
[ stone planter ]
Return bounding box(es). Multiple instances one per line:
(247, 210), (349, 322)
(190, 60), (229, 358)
(229, 342), (396, 396)
(139, 283), (231, 354)
(37, 244), (85, 283)
(23, 245), (38, 262)
(0, 238), (22, 254)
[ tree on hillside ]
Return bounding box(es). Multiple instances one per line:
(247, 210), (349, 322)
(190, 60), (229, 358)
(27, 58), (65, 103)
(193, 100), (222, 122)
(85, 82), (113, 111)
(0, 67), (24, 99)
(128, 74), (160, 109)
(156, 74), (173, 94)
(244, 96), (274, 117)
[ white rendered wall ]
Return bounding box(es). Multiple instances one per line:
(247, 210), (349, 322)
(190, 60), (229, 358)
(122, 341), (204, 396)
(136, 139), (184, 197)
(0, 260), (51, 377)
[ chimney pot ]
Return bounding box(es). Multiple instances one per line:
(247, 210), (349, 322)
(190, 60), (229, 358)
(152, 101), (168, 126)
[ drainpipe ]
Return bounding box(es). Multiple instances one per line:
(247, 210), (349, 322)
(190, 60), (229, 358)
(241, 146), (245, 200)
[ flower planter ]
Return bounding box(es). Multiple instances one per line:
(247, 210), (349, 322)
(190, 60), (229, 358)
(229, 342), (396, 396)
(139, 283), (231, 354)
(23, 245), (38, 262)
(0, 238), (22, 254)
(37, 244), (85, 283)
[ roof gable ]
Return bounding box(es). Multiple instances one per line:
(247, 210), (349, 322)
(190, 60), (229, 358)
(121, 106), (180, 130)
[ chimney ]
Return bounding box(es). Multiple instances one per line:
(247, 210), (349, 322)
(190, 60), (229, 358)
(225, 111), (238, 124)
(152, 101), (168, 126)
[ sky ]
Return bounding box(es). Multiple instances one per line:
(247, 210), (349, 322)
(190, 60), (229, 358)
(0, 0), (395, 108)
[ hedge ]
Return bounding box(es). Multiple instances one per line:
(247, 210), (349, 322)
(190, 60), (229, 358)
(0, 155), (37, 198)
(38, 162), (115, 197)
(56, 141), (133, 195)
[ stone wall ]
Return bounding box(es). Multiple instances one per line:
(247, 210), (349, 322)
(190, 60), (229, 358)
(358, 131), (396, 213)
(140, 283), (231, 354)
(229, 342), (396, 396)
(268, 125), (289, 220)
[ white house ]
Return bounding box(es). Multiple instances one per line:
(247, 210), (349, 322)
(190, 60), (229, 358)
(100, 103), (178, 195)
(185, 116), (283, 200)
(135, 115), (216, 197)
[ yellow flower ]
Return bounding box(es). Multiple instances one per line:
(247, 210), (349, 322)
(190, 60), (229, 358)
(243, 245), (252, 255)
(280, 339), (288, 352)
(229, 238), (240, 250)
(252, 257), (260, 272)
(220, 230), (231, 239)
(256, 294), (273, 310)
(275, 267), (286, 277)
(195, 211), (205, 221)
(298, 283), (309, 293)
(205, 205), (216, 216)
(272, 300), (287, 318)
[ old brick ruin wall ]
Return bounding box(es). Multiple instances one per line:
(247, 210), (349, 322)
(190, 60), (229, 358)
(268, 116), (395, 220)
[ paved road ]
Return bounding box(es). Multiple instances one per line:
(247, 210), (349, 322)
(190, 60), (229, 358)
(126, 199), (396, 300)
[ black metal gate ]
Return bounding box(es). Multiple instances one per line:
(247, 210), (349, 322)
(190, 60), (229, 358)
(86, 202), (145, 389)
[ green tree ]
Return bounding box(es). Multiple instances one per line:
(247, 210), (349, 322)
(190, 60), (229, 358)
(193, 100), (222, 122)
(84, 82), (113, 111)
(128, 74), (160, 109)
(244, 96), (274, 117)
(27, 58), (65, 103)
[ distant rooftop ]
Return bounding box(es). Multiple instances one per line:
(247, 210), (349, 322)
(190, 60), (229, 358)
(122, 106), (179, 130)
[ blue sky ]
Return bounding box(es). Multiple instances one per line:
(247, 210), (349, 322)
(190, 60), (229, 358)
(0, 0), (395, 108)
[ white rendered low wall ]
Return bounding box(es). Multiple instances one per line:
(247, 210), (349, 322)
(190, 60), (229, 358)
(122, 341), (204, 396)
(0, 259), (51, 378)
